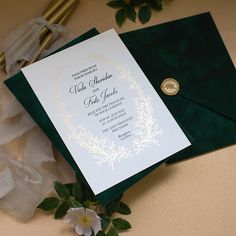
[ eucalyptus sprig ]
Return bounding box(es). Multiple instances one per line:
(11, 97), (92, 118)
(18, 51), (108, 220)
(37, 181), (131, 236)
(107, 0), (172, 27)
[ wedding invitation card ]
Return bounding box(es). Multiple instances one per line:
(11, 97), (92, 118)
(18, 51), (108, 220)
(22, 29), (190, 195)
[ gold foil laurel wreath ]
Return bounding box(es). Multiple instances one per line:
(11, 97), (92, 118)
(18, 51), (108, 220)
(53, 55), (162, 170)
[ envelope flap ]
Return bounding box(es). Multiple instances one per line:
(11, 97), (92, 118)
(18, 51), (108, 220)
(176, 14), (236, 120)
(121, 12), (236, 121)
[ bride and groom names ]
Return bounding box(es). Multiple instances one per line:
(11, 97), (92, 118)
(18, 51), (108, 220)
(69, 64), (118, 108)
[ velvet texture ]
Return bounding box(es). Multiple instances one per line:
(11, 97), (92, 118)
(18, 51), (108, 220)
(5, 13), (236, 204)
(120, 12), (236, 163)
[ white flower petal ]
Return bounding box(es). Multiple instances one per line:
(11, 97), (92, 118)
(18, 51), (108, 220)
(86, 208), (101, 222)
(64, 212), (78, 227)
(91, 220), (102, 235)
(64, 207), (102, 235)
(85, 208), (98, 218)
(75, 224), (92, 236)
(71, 207), (86, 217)
(74, 224), (83, 235)
(64, 207), (85, 227)
(82, 226), (93, 236)
(85, 208), (102, 235)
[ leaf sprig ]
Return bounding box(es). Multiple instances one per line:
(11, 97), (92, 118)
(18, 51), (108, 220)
(107, 0), (170, 27)
(38, 181), (82, 219)
(37, 181), (131, 236)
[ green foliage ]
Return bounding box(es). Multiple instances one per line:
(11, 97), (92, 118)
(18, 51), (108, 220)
(54, 201), (70, 219)
(106, 227), (118, 236)
(117, 202), (131, 215)
(72, 182), (82, 200)
(112, 218), (132, 230)
(76, 175), (97, 202)
(37, 197), (60, 211)
(116, 8), (127, 27)
(138, 5), (151, 24)
(64, 183), (74, 195)
(107, 0), (126, 9)
(37, 182), (82, 219)
(100, 198), (131, 235)
(114, 194), (123, 202)
(100, 214), (111, 231)
(107, 0), (171, 27)
(38, 181), (132, 236)
(105, 199), (131, 216)
(131, 0), (145, 6)
(54, 181), (70, 200)
(106, 201), (120, 216)
(70, 197), (82, 208)
(127, 5), (137, 22)
(96, 231), (107, 236)
(147, 0), (163, 10)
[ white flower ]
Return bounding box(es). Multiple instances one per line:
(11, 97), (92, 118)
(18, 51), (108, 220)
(64, 207), (102, 236)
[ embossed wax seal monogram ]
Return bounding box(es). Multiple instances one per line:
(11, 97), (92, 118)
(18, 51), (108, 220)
(161, 78), (180, 96)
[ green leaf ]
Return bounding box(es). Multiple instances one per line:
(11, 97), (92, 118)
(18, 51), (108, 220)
(96, 231), (106, 236)
(72, 182), (82, 200)
(65, 183), (74, 195)
(115, 8), (127, 27)
(70, 198), (82, 208)
(76, 177), (96, 202)
(126, 5), (137, 22)
(54, 181), (70, 200)
(82, 188), (96, 202)
(114, 194), (123, 202)
(54, 201), (70, 219)
(146, 0), (163, 10)
(105, 201), (120, 216)
(99, 214), (111, 230)
(107, 0), (126, 9)
(37, 197), (60, 211)
(106, 227), (118, 236)
(138, 5), (152, 24)
(130, 0), (145, 6)
(118, 202), (131, 215)
(112, 218), (131, 230)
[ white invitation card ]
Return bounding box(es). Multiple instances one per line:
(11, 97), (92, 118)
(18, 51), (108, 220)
(22, 29), (190, 195)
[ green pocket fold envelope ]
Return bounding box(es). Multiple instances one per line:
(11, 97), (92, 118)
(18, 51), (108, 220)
(5, 12), (236, 204)
(120, 12), (236, 163)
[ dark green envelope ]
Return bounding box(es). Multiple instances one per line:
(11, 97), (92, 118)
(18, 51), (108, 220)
(119, 12), (236, 163)
(5, 12), (236, 204)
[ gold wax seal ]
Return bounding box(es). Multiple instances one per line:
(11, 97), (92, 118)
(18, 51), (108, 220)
(161, 78), (180, 96)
